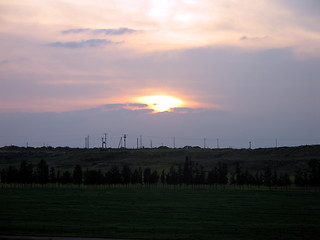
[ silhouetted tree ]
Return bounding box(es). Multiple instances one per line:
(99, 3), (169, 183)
(149, 170), (159, 184)
(73, 165), (83, 184)
(131, 169), (142, 184)
(18, 160), (33, 183)
(121, 165), (132, 184)
(166, 166), (179, 184)
(242, 170), (254, 185)
(0, 169), (6, 183)
(1, 166), (19, 183)
(194, 167), (200, 184)
(271, 171), (279, 186)
(183, 156), (194, 184)
(294, 160), (320, 187)
(263, 167), (272, 187)
(143, 168), (152, 184)
(194, 164), (205, 184)
(278, 173), (291, 186)
(217, 162), (228, 184)
(49, 167), (57, 183)
(106, 166), (122, 184)
(229, 172), (236, 185)
(161, 170), (166, 185)
(178, 164), (183, 184)
(35, 159), (49, 184)
(235, 162), (244, 185)
(56, 170), (61, 183)
(308, 159), (320, 186)
(59, 170), (72, 184)
(84, 169), (104, 185)
(208, 167), (218, 185)
(254, 172), (263, 186)
(294, 170), (304, 186)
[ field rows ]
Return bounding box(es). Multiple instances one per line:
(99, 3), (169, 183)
(1, 187), (320, 240)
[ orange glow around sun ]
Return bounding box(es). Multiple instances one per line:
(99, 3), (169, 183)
(137, 95), (184, 112)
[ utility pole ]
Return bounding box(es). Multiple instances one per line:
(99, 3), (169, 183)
(140, 135), (143, 149)
(216, 138), (220, 149)
(123, 134), (127, 149)
(275, 138), (278, 148)
(150, 140), (153, 148)
(173, 136), (176, 149)
(249, 141), (252, 149)
(204, 138), (206, 149)
(137, 138), (139, 149)
(102, 133), (107, 149)
(85, 136), (89, 149)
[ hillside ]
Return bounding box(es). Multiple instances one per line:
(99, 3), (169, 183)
(1, 145), (320, 174)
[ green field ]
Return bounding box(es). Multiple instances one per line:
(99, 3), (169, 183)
(1, 186), (320, 240)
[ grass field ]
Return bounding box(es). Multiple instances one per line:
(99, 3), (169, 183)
(1, 186), (320, 240)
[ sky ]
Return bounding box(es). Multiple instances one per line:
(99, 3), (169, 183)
(0, 0), (320, 149)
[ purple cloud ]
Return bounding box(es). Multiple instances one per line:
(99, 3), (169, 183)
(47, 39), (121, 48)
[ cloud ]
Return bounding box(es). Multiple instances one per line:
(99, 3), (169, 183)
(101, 104), (210, 114)
(102, 103), (149, 111)
(61, 28), (90, 34)
(277, 0), (320, 17)
(61, 27), (138, 35)
(47, 39), (121, 48)
(93, 28), (138, 35)
(102, 104), (125, 110)
(127, 103), (148, 108)
(0, 58), (26, 66)
(240, 36), (268, 41)
(171, 107), (206, 114)
(0, 59), (10, 65)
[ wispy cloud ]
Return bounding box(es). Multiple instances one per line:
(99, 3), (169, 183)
(0, 59), (10, 65)
(101, 104), (208, 114)
(240, 36), (268, 41)
(127, 103), (148, 108)
(93, 28), (138, 35)
(0, 58), (26, 66)
(61, 27), (138, 35)
(47, 39), (121, 48)
(171, 107), (205, 114)
(102, 103), (148, 111)
(61, 28), (90, 34)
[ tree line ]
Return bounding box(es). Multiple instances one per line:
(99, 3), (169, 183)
(1, 157), (320, 187)
(163, 157), (292, 187)
(0, 159), (159, 185)
(294, 159), (320, 187)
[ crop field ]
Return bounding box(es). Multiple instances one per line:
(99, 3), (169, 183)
(1, 186), (320, 240)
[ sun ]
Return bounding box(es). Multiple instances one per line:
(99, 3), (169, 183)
(138, 95), (183, 112)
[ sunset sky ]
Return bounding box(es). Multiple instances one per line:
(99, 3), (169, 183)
(1, 0), (319, 148)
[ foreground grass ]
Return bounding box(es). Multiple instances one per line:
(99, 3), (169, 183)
(1, 186), (320, 240)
